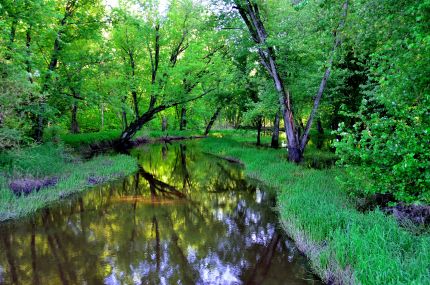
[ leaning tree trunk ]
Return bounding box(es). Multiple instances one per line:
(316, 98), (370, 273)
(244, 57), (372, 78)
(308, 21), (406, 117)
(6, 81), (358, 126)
(70, 102), (79, 134)
(204, 106), (222, 136)
(234, 0), (348, 163)
(116, 89), (214, 148)
(271, 111), (280, 148)
(299, 0), (349, 150)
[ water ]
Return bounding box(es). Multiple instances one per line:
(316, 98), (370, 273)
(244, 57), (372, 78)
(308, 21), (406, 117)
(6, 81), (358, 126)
(0, 142), (320, 285)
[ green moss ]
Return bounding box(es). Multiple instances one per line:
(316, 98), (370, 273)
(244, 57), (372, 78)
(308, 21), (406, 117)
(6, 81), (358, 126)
(201, 135), (430, 285)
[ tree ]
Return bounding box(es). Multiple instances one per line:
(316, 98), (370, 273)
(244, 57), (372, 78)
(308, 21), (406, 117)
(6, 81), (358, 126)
(113, 0), (227, 145)
(229, 0), (349, 162)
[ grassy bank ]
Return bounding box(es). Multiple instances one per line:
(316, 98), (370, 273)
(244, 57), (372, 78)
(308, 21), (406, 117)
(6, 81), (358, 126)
(56, 129), (203, 147)
(201, 136), (430, 284)
(59, 130), (122, 147)
(0, 143), (137, 222)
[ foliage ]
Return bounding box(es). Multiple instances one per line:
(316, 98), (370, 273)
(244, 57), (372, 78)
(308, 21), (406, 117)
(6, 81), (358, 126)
(335, 0), (430, 203)
(0, 62), (36, 148)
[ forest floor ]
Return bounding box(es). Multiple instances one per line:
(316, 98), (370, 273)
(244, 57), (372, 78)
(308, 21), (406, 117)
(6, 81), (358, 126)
(201, 132), (430, 285)
(0, 143), (137, 222)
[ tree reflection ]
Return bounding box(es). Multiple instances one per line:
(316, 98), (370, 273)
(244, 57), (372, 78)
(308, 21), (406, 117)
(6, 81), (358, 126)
(1, 231), (18, 285)
(0, 143), (319, 285)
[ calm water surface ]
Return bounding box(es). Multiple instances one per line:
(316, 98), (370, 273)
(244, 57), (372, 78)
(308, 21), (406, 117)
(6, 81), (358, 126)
(0, 143), (320, 285)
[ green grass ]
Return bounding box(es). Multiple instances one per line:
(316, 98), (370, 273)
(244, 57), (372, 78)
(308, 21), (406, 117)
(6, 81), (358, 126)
(0, 143), (138, 222)
(59, 130), (122, 147)
(144, 129), (201, 138)
(200, 135), (430, 285)
(57, 129), (202, 147)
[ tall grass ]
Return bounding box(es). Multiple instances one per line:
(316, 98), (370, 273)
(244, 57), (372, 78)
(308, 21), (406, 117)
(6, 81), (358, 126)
(200, 136), (430, 284)
(0, 143), (137, 221)
(59, 130), (122, 147)
(58, 129), (202, 147)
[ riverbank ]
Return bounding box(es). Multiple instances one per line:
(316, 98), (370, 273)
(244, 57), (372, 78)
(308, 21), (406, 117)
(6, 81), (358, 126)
(0, 143), (137, 222)
(0, 129), (204, 222)
(200, 136), (430, 284)
(58, 129), (202, 147)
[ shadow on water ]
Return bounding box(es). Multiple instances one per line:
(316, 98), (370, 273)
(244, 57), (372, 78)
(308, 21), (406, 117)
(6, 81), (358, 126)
(0, 142), (321, 285)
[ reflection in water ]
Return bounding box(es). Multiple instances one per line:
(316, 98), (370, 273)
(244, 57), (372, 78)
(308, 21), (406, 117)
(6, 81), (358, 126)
(0, 143), (320, 285)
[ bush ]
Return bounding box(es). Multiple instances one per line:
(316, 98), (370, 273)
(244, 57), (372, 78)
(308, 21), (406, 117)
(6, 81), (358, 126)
(335, 105), (430, 203)
(334, 0), (430, 204)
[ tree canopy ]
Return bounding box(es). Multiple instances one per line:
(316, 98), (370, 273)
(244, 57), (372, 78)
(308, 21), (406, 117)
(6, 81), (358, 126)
(1, 0), (429, 203)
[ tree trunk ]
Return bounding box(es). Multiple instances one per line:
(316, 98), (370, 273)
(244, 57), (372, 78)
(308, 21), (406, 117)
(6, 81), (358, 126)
(274, 72), (303, 162)
(235, 0), (303, 161)
(121, 107), (128, 131)
(179, 106), (187, 130)
(118, 106), (167, 147)
(316, 119), (324, 149)
(36, 26), (63, 140)
(204, 106), (221, 135)
(5, 16), (18, 59)
(116, 89), (213, 147)
(100, 103), (104, 130)
(128, 50), (139, 118)
(263, 118), (266, 136)
(35, 110), (45, 142)
(132, 90), (139, 118)
(33, 0), (77, 142)
(148, 23), (160, 110)
(25, 26), (33, 83)
(317, 119), (324, 134)
(271, 111), (280, 148)
(70, 102), (79, 134)
(161, 116), (168, 131)
(235, 0), (348, 163)
(256, 117), (263, 146)
(300, 0), (349, 150)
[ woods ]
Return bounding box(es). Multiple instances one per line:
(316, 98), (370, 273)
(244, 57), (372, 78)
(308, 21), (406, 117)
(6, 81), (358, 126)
(1, 0), (429, 224)
(0, 0), (429, 284)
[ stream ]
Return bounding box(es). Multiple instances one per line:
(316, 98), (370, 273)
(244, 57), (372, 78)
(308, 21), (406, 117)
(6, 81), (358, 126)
(0, 142), (320, 285)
